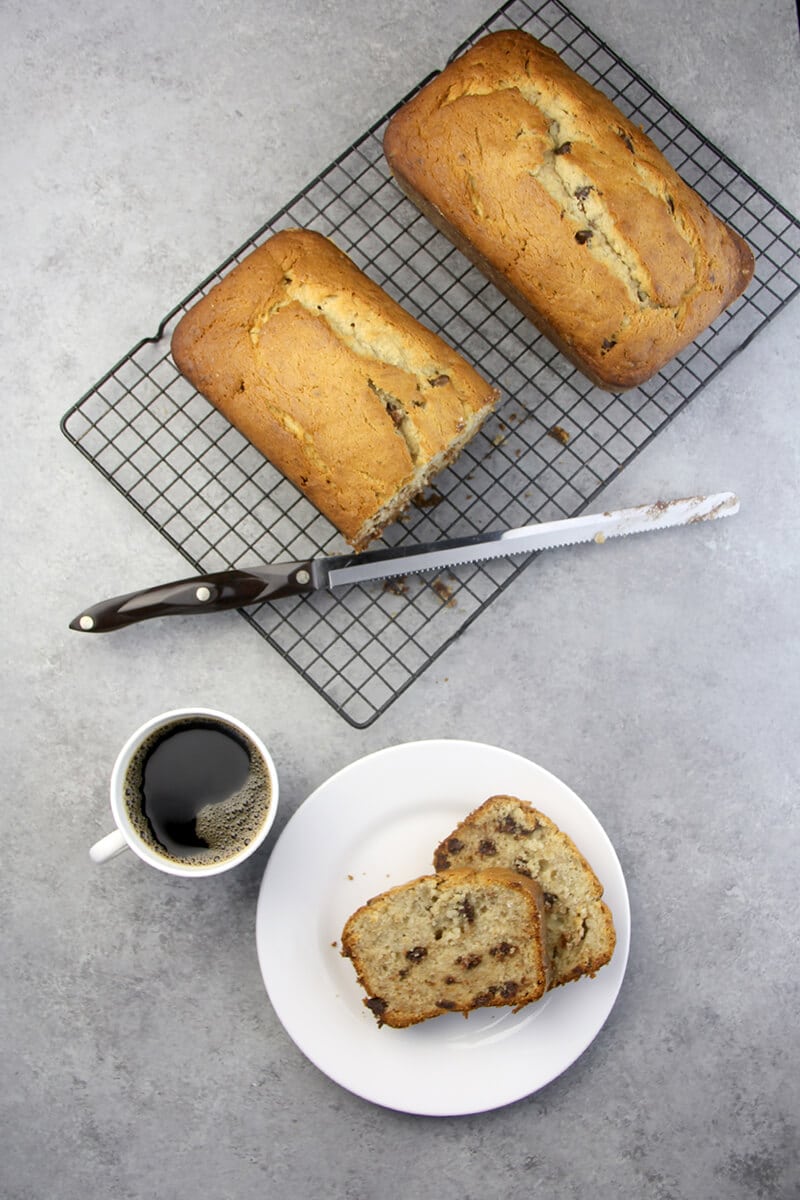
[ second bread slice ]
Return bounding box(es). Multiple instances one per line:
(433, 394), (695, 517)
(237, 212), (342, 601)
(341, 867), (550, 1027)
(433, 796), (616, 988)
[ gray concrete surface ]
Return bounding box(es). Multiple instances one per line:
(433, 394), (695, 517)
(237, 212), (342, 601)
(2, 1), (799, 1197)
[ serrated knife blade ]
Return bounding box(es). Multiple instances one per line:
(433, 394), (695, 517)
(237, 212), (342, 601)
(69, 491), (738, 633)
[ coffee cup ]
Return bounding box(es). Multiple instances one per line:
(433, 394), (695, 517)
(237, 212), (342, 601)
(89, 708), (279, 877)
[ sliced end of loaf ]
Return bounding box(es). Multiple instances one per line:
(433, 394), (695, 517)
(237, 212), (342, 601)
(350, 392), (498, 549)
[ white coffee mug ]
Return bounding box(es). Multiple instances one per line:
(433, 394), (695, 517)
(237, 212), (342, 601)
(89, 708), (279, 877)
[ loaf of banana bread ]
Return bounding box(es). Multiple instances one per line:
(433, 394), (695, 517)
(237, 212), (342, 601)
(171, 228), (499, 549)
(383, 30), (754, 391)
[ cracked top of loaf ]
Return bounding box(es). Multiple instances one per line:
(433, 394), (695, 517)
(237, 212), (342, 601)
(384, 30), (754, 390)
(171, 228), (499, 549)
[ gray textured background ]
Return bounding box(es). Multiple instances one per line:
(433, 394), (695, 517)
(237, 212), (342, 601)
(2, 1), (799, 1197)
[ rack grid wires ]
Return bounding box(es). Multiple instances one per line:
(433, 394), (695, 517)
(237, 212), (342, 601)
(61, 0), (800, 727)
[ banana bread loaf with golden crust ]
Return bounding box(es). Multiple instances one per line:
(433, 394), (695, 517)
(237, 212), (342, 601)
(171, 229), (499, 549)
(383, 30), (754, 391)
(341, 867), (550, 1027)
(433, 795), (616, 988)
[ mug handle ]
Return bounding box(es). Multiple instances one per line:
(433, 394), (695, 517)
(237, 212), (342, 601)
(89, 828), (128, 864)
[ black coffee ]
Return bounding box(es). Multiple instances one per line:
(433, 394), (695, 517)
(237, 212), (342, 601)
(123, 718), (272, 866)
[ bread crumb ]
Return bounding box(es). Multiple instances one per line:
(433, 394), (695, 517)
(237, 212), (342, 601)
(548, 425), (570, 445)
(594, 531), (606, 544)
(383, 576), (408, 596)
(414, 490), (443, 509)
(432, 579), (456, 606)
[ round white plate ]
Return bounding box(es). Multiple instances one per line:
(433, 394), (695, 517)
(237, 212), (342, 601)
(255, 740), (630, 1116)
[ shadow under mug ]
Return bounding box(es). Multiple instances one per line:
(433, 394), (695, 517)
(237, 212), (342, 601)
(89, 707), (279, 877)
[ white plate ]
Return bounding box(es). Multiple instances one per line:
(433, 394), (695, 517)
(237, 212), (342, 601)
(255, 740), (630, 1116)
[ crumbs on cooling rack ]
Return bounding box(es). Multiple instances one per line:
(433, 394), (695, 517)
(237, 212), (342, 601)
(383, 576), (409, 596)
(548, 424), (571, 445)
(414, 489), (443, 509)
(432, 578), (456, 607)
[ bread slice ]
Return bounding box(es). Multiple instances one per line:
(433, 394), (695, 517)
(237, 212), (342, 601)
(341, 867), (550, 1027)
(433, 796), (616, 988)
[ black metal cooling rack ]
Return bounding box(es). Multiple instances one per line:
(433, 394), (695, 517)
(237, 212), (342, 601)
(61, 0), (800, 727)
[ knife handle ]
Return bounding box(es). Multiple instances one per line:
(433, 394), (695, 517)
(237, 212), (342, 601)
(69, 564), (314, 633)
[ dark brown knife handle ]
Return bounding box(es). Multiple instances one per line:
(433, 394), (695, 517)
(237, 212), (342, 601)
(69, 564), (315, 633)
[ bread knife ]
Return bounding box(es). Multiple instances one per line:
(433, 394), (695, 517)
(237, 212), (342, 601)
(69, 491), (738, 633)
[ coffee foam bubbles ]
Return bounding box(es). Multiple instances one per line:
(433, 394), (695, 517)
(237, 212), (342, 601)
(193, 756), (272, 860)
(123, 717), (272, 867)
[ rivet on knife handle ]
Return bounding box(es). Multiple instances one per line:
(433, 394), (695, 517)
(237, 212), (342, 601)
(69, 563), (315, 633)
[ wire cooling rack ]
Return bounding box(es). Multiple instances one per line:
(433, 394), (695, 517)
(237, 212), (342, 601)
(62, 0), (800, 727)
